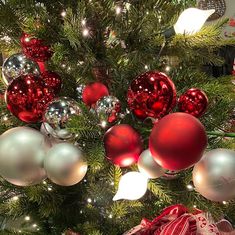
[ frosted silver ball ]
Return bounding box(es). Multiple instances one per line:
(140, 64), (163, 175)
(95, 95), (121, 123)
(44, 143), (88, 186)
(0, 127), (48, 186)
(138, 149), (166, 179)
(193, 149), (235, 202)
(43, 97), (81, 140)
(2, 53), (40, 85)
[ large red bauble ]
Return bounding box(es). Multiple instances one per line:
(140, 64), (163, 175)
(149, 113), (207, 171)
(82, 82), (109, 106)
(178, 88), (208, 118)
(41, 71), (62, 94)
(127, 71), (177, 120)
(6, 75), (55, 123)
(104, 124), (143, 167)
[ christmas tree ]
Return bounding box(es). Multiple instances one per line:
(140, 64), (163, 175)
(0, 0), (234, 234)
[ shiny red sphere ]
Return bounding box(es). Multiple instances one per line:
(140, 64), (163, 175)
(149, 113), (207, 171)
(6, 75), (55, 123)
(41, 71), (62, 94)
(178, 88), (208, 118)
(21, 33), (53, 62)
(127, 71), (177, 120)
(104, 124), (143, 167)
(82, 82), (109, 106)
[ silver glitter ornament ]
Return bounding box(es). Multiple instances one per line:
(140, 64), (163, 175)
(0, 127), (49, 186)
(193, 149), (235, 202)
(76, 84), (85, 101)
(138, 149), (166, 179)
(2, 53), (40, 85)
(43, 97), (81, 140)
(44, 143), (88, 186)
(95, 95), (121, 124)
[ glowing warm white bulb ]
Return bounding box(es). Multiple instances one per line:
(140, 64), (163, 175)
(115, 6), (122, 15)
(82, 28), (89, 37)
(174, 8), (215, 35)
(61, 10), (66, 18)
(113, 172), (148, 201)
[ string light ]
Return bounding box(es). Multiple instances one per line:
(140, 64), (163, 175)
(87, 198), (92, 203)
(165, 65), (171, 72)
(48, 186), (52, 191)
(144, 65), (149, 70)
(12, 196), (19, 201)
(18, 230), (22, 233)
(110, 181), (114, 186)
(25, 216), (30, 221)
(186, 184), (194, 191)
(115, 6), (122, 15)
(61, 10), (66, 18)
(81, 19), (86, 26)
(222, 201), (227, 205)
(32, 224), (37, 228)
(82, 28), (89, 37)
(108, 214), (113, 219)
(193, 205), (197, 208)
(100, 121), (107, 128)
(43, 180), (47, 185)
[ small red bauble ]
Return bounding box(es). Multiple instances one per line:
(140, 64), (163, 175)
(149, 113), (207, 171)
(21, 33), (53, 62)
(178, 88), (208, 118)
(6, 75), (55, 123)
(127, 71), (177, 120)
(104, 124), (143, 167)
(41, 71), (62, 94)
(82, 82), (109, 106)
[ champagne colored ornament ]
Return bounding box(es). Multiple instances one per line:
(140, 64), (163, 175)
(0, 127), (49, 186)
(193, 149), (235, 202)
(43, 97), (81, 140)
(6, 74), (55, 123)
(82, 82), (109, 106)
(138, 149), (166, 179)
(127, 71), (176, 120)
(113, 172), (148, 201)
(104, 124), (143, 167)
(41, 71), (62, 94)
(149, 113), (207, 171)
(178, 88), (208, 118)
(2, 53), (40, 85)
(95, 95), (121, 123)
(44, 143), (88, 186)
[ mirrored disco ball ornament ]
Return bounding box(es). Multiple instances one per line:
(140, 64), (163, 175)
(43, 97), (81, 140)
(95, 95), (121, 124)
(2, 53), (40, 85)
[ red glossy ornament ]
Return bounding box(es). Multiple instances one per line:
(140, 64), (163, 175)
(127, 71), (177, 120)
(41, 71), (62, 94)
(20, 33), (41, 47)
(82, 82), (109, 106)
(149, 113), (207, 171)
(104, 124), (143, 167)
(178, 88), (208, 118)
(6, 75), (55, 123)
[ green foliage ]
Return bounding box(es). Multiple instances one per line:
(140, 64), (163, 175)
(0, 0), (234, 234)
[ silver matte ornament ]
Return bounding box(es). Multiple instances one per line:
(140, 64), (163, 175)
(43, 97), (81, 140)
(138, 149), (166, 179)
(44, 143), (88, 186)
(193, 149), (235, 202)
(2, 53), (40, 85)
(0, 127), (48, 186)
(95, 95), (121, 123)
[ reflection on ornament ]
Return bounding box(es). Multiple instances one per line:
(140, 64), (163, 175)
(113, 172), (148, 201)
(174, 8), (215, 35)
